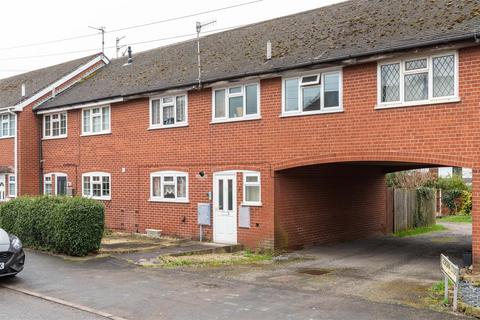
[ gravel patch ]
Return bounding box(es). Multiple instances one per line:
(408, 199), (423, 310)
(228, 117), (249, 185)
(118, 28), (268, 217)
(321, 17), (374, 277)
(460, 281), (480, 308)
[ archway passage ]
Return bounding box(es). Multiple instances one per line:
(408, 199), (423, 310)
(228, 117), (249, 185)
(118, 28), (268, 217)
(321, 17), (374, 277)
(273, 160), (472, 250)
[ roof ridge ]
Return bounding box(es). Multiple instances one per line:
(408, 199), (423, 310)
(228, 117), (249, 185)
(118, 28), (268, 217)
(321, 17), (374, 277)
(0, 52), (102, 82)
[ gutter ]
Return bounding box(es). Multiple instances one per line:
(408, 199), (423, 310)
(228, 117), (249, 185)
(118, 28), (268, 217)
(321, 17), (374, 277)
(36, 32), (479, 112)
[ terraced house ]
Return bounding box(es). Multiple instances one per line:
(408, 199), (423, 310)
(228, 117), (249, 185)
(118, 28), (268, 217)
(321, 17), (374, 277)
(0, 53), (108, 201)
(3, 0), (480, 266)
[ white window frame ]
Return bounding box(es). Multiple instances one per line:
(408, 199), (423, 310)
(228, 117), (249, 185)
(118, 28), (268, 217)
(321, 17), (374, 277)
(212, 82), (261, 123)
(44, 175), (53, 195)
(0, 113), (15, 139)
(43, 112), (67, 139)
(242, 171), (261, 206)
(281, 69), (343, 117)
(376, 51), (459, 109)
(82, 172), (111, 200)
(149, 171), (189, 203)
(81, 105), (111, 136)
(149, 93), (188, 129)
(44, 172), (68, 196)
(8, 175), (16, 198)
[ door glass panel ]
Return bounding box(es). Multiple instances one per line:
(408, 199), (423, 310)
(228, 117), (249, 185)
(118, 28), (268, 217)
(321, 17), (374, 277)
(57, 176), (67, 195)
(218, 179), (224, 210)
(228, 179), (233, 211)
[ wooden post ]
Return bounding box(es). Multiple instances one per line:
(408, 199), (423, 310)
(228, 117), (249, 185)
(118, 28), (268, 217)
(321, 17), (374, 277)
(453, 282), (458, 311)
(444, 274), (449, 303)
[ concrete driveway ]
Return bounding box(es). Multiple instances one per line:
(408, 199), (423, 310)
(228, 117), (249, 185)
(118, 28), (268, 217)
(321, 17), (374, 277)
(0, 222), (472, 320)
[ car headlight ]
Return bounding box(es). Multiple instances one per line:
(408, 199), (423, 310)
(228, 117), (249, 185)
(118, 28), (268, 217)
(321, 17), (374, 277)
(10, 236), (22, 251)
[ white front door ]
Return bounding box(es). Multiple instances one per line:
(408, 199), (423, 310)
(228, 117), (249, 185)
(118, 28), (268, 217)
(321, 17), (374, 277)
(213, 173), (237, 244)
(0, 175), (5, 201)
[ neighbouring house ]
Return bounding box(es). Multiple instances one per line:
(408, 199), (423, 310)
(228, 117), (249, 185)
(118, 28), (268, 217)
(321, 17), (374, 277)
(0, 53), (109, 201)
(430, 167), (473, 185)
(2, 0), (480, 266)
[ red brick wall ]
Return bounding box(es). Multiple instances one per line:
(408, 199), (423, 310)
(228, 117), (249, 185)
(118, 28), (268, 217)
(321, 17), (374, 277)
(0, 138), (14, 168)
(274, 165), (387, 248)
(16, 59), (107, 196)
(40, 46), (480, 259)
(17, 104), (42, 195)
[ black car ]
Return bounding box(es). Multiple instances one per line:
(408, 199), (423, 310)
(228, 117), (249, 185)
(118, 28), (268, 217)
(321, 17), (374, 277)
(0, 228), (25, 277)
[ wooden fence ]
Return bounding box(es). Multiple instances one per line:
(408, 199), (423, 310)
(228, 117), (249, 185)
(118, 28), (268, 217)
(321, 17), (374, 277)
(386, 188), (436, 233)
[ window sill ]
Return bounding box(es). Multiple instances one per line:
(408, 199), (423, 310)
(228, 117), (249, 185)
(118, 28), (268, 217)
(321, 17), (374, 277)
(88, 197), (111, 201)
(81, 131), (111, 137)
(241, 202), (262, 207)
(42, 136), (67, 141)
(149, 198), (189, 204)
(375, 97), (461, 110)
(210, 115), (261, 124)
(280, 108), (343, 118)
(0, 136), (14, 140)
(148, 123), (189, 130)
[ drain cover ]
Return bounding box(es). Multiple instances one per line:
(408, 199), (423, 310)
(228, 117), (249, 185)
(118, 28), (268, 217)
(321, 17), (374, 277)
(297, 268), (331, 276)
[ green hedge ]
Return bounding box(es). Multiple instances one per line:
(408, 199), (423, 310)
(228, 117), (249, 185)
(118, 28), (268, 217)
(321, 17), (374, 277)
(0, 196), (104, 256)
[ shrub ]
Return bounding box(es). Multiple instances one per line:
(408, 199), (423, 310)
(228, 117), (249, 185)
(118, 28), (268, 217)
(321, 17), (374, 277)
(415, 187), (435, 227)
(442, 189), (464, 214)
(0, 196), (104, 256)
(460, 190), (472, 215)
(386, 171), (436, 189)
(435, 175), (470, 192)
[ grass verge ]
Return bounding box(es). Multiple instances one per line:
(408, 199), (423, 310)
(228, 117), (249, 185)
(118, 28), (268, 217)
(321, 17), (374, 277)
(157, 250), (274, 268)
(438, 215), (472, 223)
(394, 224), (446, 238)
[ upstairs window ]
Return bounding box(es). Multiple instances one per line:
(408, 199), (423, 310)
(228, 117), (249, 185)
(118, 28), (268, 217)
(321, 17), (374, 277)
(150, 94), (187, 128)
(150, 171), (188, 202)
(378, 52), (458, 107)
(0, 113), (15, 138)
(283, 71), (342, 115)
(213, 83), (260, 122)
(44, 112), (67, 138)
(82, 106), (110, 135)
(82, 172), (111, 200)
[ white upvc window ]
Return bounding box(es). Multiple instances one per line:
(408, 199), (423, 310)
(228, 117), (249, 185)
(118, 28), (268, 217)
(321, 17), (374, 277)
(0, 113), (15, 138)
(212, 83), (260, 123)
(44, 175), (53, 195)
(243, 171), (261, 206)
(82, 172), (111, 200)
(8, 175), (15, 197)
(282, 70), (343, 116)
(82, 106), (110, 135)
(150, 171), (188, 203)
(377, 52), (459, 108)
(43, 112), (67, 139)
(150, 94), (188, 129)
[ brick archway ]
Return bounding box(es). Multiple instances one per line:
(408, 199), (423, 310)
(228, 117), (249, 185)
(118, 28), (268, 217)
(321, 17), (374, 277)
(272, 150), (476, 266)
(272, 151), (475, 172)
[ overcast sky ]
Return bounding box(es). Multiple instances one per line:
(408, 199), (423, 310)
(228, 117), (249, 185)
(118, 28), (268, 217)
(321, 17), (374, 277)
(0, 0), (343, 79)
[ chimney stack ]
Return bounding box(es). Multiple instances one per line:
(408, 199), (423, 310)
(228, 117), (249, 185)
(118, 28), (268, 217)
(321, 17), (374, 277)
(266, 41), (272, 60)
